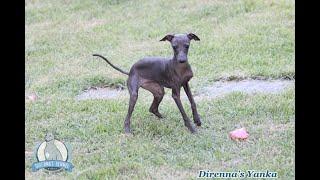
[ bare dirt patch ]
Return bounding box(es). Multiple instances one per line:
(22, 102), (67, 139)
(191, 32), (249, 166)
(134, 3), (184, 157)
(195, 79), (294, 99)
(76, 87), (126, 101)
(76, 79), (293, 101)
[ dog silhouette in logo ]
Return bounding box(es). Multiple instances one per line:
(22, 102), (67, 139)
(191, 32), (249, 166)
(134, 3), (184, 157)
(44, 133), (63, 161)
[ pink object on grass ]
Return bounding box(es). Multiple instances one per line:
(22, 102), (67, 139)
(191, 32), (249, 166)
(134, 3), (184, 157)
(229, 127), (249, 141)
(27, 93), (38, 102)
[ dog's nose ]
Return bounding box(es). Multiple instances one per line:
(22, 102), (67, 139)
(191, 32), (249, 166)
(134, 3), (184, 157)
(178, 59), (187, 63)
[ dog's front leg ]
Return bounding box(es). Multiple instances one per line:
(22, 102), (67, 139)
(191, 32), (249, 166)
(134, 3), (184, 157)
(183, 82), (202, 126)
(172, 87), (196, 133)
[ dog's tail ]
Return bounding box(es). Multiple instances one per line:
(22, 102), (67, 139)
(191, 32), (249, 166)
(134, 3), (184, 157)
(93, 54), (129, 75)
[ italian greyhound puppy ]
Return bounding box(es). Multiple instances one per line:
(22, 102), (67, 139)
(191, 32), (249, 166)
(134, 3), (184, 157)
(93, 33), (202, 133)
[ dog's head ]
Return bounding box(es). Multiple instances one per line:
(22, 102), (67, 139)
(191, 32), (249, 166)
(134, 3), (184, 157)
(160, 33), (200, 63)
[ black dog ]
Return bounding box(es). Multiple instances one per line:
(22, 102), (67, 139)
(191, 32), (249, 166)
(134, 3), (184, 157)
(93, 33), (202, 133)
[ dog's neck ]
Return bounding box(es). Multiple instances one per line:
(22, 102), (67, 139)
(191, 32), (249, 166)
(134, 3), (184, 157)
(169, 57), (190, 67)
(167, 57), (191, 77)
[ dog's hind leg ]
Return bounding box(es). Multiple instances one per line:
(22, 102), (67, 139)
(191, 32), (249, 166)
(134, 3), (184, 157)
(124, 74), (139, 134)
(141, 81), (165, 118)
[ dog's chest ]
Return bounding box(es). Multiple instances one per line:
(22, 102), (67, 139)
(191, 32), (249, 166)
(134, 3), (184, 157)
(181, 69), (193, 82)
(174, 65), (193, 84)
(158, 62), (194, 88)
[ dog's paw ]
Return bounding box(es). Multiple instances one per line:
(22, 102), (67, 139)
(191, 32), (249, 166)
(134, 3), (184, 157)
(194, 116), (202, 126)
(124, 127), (132, 134)
(189, 126), (197, 134)
(195, 121), (202, 126)
(150, 109), (164, 118)
(185, 123), (197, 133)
(156, 113), (164, 119)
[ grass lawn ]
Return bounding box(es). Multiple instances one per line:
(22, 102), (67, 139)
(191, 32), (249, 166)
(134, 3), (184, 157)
(25, 0), (295, 179)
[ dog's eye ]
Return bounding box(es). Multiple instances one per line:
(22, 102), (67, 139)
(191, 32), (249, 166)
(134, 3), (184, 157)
(185, 45), (189, 48)
(172, 45), (178, 49)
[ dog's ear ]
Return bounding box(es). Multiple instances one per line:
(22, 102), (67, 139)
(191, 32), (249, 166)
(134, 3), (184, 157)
(160, 34), (174, 42)
(187, 33), (200, 41)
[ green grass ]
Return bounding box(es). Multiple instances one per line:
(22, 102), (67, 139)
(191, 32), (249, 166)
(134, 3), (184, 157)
(25, 0), (295, 179)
